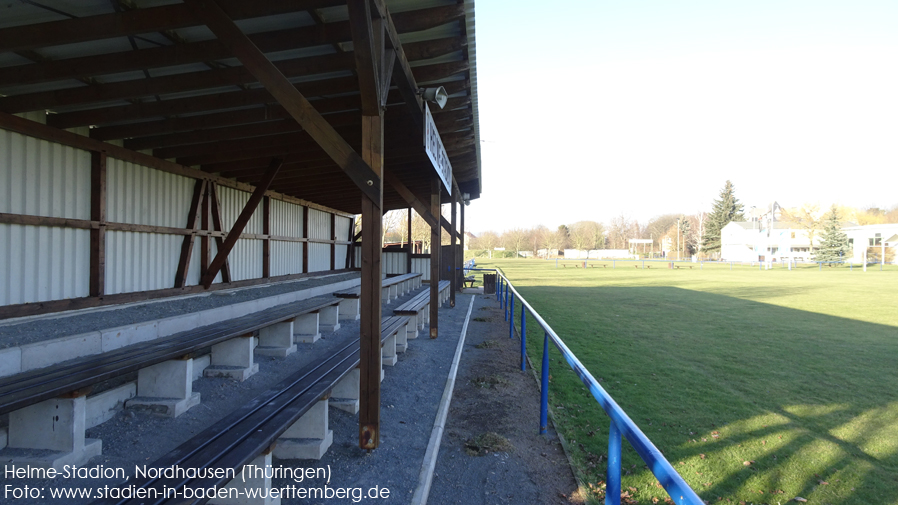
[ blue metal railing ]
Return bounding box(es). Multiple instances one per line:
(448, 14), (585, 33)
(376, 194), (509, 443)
(491, 269), (703, 505)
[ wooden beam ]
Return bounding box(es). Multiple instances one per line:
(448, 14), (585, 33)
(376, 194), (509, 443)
(184, 0), (381, 204)
(302, 206), (310, 273)
(201, 183), (211, 278)
(359, 112), (384, 450)
(382, 169), (438, 228)
(262, 196), (271, 278)
(429, 176), (440, 338)
(0, 6), (464, 88)
(370, 0), (425, 132)
(0, 269), (354, 321)
(330, 212), (336, 270)
(89, 151), (106, 297)
(450, 192), (457, 307)
(202, 158), (283, 288)
(407, 207), (413, 273)
(208, 183), (232, 283)
(0, 0), (344, 53)
(348, 0), (381, 116)
(0, 112), (354, 220)
(0, 52), (355, 114)
(174, 179), (207, 288)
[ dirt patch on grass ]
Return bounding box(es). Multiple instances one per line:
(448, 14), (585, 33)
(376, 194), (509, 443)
(470, 374), (509, 388)
(465, 432), (514, 456)
(474, 339), (499, 349)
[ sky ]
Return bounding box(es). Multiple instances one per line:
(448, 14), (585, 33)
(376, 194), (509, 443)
(463, 0), (898, 234)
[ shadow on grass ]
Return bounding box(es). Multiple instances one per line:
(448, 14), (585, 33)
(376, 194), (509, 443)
(514, 285), (898, 504)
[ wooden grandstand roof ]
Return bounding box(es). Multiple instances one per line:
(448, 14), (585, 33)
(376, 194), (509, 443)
(0, 0), (481, 215)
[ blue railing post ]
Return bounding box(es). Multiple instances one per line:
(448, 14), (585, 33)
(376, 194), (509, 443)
(606, 420), (622, 505)
(520, 306), (527, 370)
(540, 332), (549, 435)
(509, 293), (515, 338)
(504, 286), (509, 321)
(496, 277), (501, 302)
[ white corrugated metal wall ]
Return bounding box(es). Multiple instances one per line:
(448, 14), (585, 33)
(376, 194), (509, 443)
(1, 126), (355, 307)
(218, 186), (263, 282)
(307, 209), (331, 272)
(411, 257), (431, 281)
(0, 128), (92, 305)
(105, 158), (198, 294)
(351, 248), (430, 278)
(269, 199), (304, 276)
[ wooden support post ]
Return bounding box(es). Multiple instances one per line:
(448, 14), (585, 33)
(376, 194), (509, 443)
(262, 195), (271, 278)
(89, 151), (106, 297)
(358, 115), (383, 450)
(201, 158), (283, 288)
(208, 183), (232, 283)
(174, 179), (206, 288)
(450, 193), (457, 307)
(302, 206), (309, 274)
(430, 177), (440, 338)
(460, 195), (466, 275)
(201, 183), (210, 278)
(330, 213), (337, 270)
(346, 217), (355, 270)
(406, 207), (413, 273)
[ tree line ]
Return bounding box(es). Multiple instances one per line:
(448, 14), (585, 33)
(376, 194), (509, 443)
(375, 181), (897, 261)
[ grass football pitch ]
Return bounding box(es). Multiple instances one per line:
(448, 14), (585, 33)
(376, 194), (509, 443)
(476, 258), (898, 504)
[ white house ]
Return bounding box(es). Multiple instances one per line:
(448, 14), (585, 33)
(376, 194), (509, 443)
(719, 220), (897, 263)
(843, 224), (898, 263)
(721, 221), (818, 262)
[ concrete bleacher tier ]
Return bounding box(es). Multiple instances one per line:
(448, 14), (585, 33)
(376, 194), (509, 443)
(0, 273), (447, 473)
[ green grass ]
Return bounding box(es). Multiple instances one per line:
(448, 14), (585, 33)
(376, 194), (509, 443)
(481, 258), (898, 504)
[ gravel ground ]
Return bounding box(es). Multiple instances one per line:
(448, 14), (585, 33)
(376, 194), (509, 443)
(0, 272), (360, 348)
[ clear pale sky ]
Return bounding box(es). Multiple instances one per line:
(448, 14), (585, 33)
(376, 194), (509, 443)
(463, 0), (898, 234)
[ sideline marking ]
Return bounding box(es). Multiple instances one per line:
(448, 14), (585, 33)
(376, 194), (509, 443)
(411, 293), (476, 505)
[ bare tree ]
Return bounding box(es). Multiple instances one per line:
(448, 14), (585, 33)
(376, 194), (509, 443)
(607, 215), (634, 249)
(503, 228), (528, 257)
(569, 221), (605, 251)
(528, 226), (549, 255)
(477, 230), (500, 252)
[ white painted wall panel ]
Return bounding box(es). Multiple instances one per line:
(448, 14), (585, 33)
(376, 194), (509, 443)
(271, 241), (303, 276)
(308, 243), (330, 272)
(0, 128), (91, 219)
(219, 186), (262, 234)
(0, 128), (92, 305)
(335, 245), (348, 269)
(412, 257), (431, 281)
(307, 209), (330, 240)
(270, 199), (303, 237)
(105, 231), (182, 295)
(104, 158), (196, 294)
(0, 225), (90, 305)
(334, 216), (352, 242)
(106, 158), (193, 227)
(383, 251), (406, 274)
(229, 239), (262, 281)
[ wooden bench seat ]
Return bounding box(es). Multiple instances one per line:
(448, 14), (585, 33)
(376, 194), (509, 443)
(392, 281), (450, 341)
(89, 316), (409, 504)
(0, 294), (347, 470)
(333, 272), (422, 305)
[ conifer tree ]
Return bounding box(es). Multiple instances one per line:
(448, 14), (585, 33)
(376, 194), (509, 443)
(702, 180), (745, 255)
(814, 205), (850, 263)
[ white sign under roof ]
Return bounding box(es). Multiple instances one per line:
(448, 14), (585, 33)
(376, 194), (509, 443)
(424, 103), (452, 195)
